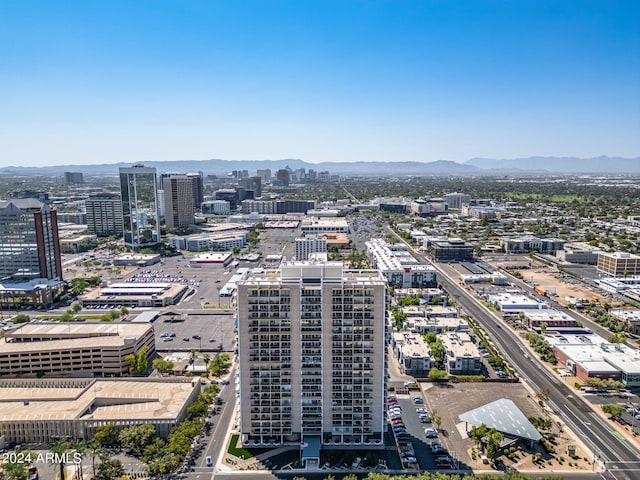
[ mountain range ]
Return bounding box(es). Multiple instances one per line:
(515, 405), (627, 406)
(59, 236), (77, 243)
(0, 156), (637, 176)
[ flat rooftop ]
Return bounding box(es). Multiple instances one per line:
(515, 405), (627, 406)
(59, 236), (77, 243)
(0, 379), (196, 422)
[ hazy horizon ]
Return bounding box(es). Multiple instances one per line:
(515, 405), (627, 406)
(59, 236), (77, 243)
(2, 1), (639, 167)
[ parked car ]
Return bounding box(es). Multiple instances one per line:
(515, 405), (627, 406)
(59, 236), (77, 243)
(425, 428), (438, 438)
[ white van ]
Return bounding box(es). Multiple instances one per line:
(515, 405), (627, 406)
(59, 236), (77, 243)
(205, 456), (213, 466)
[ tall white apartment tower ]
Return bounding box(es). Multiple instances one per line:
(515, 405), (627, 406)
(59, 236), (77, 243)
(295, 235), (327, 261)
(237, 261), (387, 461)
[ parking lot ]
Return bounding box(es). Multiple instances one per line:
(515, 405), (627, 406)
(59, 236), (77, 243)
(387, 392), (460, 471)
(154, 311), (235, 353)
(422, 381), (555, 468)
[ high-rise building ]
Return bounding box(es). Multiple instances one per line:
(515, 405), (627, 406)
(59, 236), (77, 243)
(443, 192), (471, 209)
(119, 165), (161, 250)
(276, 169), (290, 186)
(163, 174), (196, 229)
(64, 172), (84, 185)
(187, 172), (204, 209)
(256, 169), (271, 182)
(215, 189), (239, 210)
(239, 176), (262, 198)
(295, 235), (327, 261)
(86, 195), (124, 237)
(0, 198), (62, 281)
(237, 261), (387, 457)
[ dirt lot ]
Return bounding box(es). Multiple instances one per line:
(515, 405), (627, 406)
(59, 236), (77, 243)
(422, 381), (593, 474)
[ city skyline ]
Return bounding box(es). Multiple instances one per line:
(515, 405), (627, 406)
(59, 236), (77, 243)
(1, 0), (639, 167)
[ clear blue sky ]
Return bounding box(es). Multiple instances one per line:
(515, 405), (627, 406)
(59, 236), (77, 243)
(1, 0), (639, 167)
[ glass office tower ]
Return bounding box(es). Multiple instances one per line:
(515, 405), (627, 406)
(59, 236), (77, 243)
(119, 165), (161, 250)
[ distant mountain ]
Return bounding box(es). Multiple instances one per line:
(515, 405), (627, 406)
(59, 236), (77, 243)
(0, 158), (483, 176)
(465, 156), (640, 174)
(0, 156), (637, 176)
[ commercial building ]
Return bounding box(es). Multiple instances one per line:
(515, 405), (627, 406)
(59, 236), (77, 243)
(201, 200), (231, 216)
(0, 198), (62, 281)
(86, 194), (124, 237)
(409, 198), (448, 217)
(79, 282), (187, 308)
(59, 233), (98, 253)
(556, 243), (600, 265)
(500, 236), (565, 254)
(64, 172), (84, 185)
(611, 309), (640, 335)
(317, 232), (350, 248)
(168, 232), (246, 252)
(549, 333), (640, 386)
(189, 252), (233, 268)
(597, 252), (640, 277)
(119, 165), (161, 250)
(242, 199), (315, 215)
(300, 218), (350, 234)
(237, 261), (387, 451)
(523, 309), (578, 329)
(162, 174), (197, 228)
(295, 235), (327, 261)
(0, 322), (155, 378)
(443, 192), (471, 209)
(275, 168), (290, 186)
(113, 253), (161, 267)
(239, 176), (262, 198)
(488, 293), (549, 313)
(431, 238), (474, 262)
(215, 189), (240, 210)
(365, 239), (437, 288)
(0, 279), (65, 310)
(0, 377), (200, 444)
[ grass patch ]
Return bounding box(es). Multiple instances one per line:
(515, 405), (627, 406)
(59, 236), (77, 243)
(227, 434), (254, 459)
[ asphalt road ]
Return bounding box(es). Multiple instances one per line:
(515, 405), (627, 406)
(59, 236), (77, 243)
(437, 268), (640, 479)
(383, 228), (640, 479)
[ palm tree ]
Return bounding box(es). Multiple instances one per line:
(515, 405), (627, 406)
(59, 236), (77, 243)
(73, 440), (87, 480)
(87, 439), (103, 477)
(51, 438), (70, 480)
(189, 349), (199, 365)
(202, 353), (211, 371)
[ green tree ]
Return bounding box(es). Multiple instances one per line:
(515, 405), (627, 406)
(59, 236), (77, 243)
(71, 302), (83, 313)
(93, 422), (120, 446)
(486, 428), (504, 459)
(125, 346), (149, 374)
(51, 438), (70, 480)
(59, 312), (74, 322)
(431, 408), (442, 431)
(152, 358), (175, 375)
(430, 340), (446, 366)
(602, 404), (626, 420)
(119, 423), (157, 456)
(189, 349), (199, 365)
(210, 353), (230, 376)
(13, 313), (30, 324)
(73, 440), (87, 480)
(1, 449), (34, 480)
(87, 439), (104, 477)
(470, 423), (489, 451)
(427, 367), (448, 380)
(95, 455), (125, 480)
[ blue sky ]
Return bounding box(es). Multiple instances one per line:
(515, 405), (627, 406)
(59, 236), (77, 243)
(1, 0), (639, 166)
